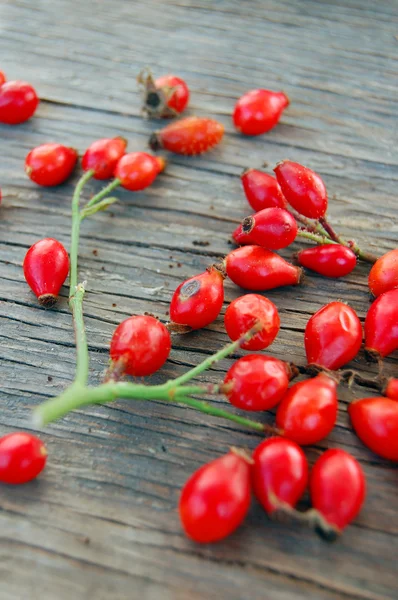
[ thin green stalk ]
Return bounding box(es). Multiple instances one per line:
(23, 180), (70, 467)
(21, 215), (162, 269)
(172, 397), (265, 432)
(70, 284), (89, 386)
(297, 230), (337, 246)
(69, 170), (95, 294)
(85, 179), (121, 208)
(297, 229), (378, 264)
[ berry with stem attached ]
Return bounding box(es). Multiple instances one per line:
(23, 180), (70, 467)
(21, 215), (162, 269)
(138, 69), (189, 118)
(364, 289), (398, 360)
(241, 169), (287, 212)
(224, 294), (280, 351)
(274, 160), (328, 219)
(0, 433), (47, 484)
(23, 238), (70, 307)
(305, 301), (362, 370)
(233, 89), (289, 136)
(276, 373), (338, 445)
(225, 245), (303, 291)
(82, 137), (127, 180)
(296, 245), (357, 278)
(169, 266), (225, 331)
(349, 397), (398, 461)
(25, 143), (78, 187)
(233, 207), (298, 250)
(179, 449), (251, 543)
(368, 249), (398, 297)
(109, 315), (171, 378)
(0, 80), (39, 124)
(252, 437), (308, 514)
(149, 116), (224, 155)
(114, 152), (166, 191)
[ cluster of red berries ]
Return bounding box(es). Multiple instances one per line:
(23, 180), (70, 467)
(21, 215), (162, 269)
(1, 68), (397, 547)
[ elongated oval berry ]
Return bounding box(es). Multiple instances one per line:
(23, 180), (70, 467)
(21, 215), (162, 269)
(110, 315), (171, 377)
(297, 245), (357, 278)
(0, 80), (39, 124)
(25, 144), (78, 187)
(368, 249), (398, 298)
(305, 301), (362, 370)
(23, 238), (69, 307)
(0, 432), (47, 484)
(233, 207), (298, 250)
(114, 152), (165, 191)
(225, 245), (302, 291)
(241, 169), (287, 212)
(349, 397), (398, 461)
(139, 69), (189, 118)
(276, 373), (338, 445)
(310, 449), (366, 532)
(149, 117), (224, 155)
(252, 437), (308, 514)
(233, 89), (289, 136)
(82, 137), (127, 180)
(274, 160), (328, 219)
(384, 378), (398, 401)
(179, 450), (251, 543)
(170, 266), (225, 330)
(224, 294), (280, 351)
(364, 289), (398, 359)
(223, 355), (292, 411)
(0, 71), (6, 86)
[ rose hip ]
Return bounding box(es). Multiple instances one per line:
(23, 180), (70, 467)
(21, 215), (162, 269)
(0, 80), (39, 124)
(225, 245), (303, 291)
(305, 301), (362, 370)
(149, 117), (224, 155)
(233, 89), (289, 136)
(368, 249), (398, 298)
(169, 266), (225, 330)
(232, 207), (298, 250)
(297, 245), (357, 278)
(109, 315), (171, 377)
(310, 449), (366, 532)
(179, 450), (251, 543)
(275, 373), (338, 446)
(25, 143), (78, 187)
(114, 152), (165, 191)
(223, 355), (292, 411)
(224, 294), (280, 351)
(82, 137), (127, 180)
(252, 437), (308, 514)
(139, 69), (189, 118)
(241, 169), (287, 212)
(384, 378), (398, 401)
(349, 397), (398, 461)
(274, 160), (328, 219)
(0, 433), (47, 484)
(23, 238), (69, 307)
(364, 289), (398, 359)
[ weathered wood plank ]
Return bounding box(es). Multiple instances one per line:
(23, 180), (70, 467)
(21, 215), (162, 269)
(0, 0), (398, 599)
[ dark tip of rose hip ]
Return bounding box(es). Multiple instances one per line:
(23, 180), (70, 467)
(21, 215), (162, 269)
(297, 267), (305, 285)
(166, 322), (193, 335)
(364, 348), (382, 363)
(149, 132), (162, 151)
(209, 261), (227, 279)
(241, 167), (253, 177)
(38, 294), (57, 308)
(146, 91), (162, 108)
(242, 216), (254, 234)
(287, 362), (300, 380)
(314, 521), (339, 543)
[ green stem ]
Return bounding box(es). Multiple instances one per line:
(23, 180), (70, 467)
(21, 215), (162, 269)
(347, 241), (378, 264)
(297, 230), (338, 246)
(70, 284), (89, 385)
(297, 229), (378, 264)
(172, 397), (265, 431)
(319, 216), (345, 244)
(69, 170), (94, 294)
(85, 179), (121, 208)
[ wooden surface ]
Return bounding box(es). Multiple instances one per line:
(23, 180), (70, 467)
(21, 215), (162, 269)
(0, 1), (397, 598)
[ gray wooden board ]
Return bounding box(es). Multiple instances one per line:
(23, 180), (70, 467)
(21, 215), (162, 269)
(0, 0), (397, 598)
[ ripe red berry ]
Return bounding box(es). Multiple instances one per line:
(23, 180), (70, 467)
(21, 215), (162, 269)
(0, 80), (39, 124)
(276, 373), (338, 445)
(224, 294), (280, 351)
(23, 238), (69, 307)
(169, 266), (224, 330)
(233, 89), (289, 136)
(305, 301), (362, 370)
(232, 207), (298, 250)
(179, 450), (251, 543)
(384, 378), (398, 401)
(225, 245), (303, 291)
(82, 137), (127, 180)
(0, 71), (6, 86)
(25, 144), (78, 187)
(114, 152), (165, 191)
(364, 289), (398, 359)
(139, 69), (189, 118)
(297, 244), (357, 278)
(223, 355), (292, 411)
(241, 169), (287, 212)
(349, 397), (398, 461)
(149, 116), (224, 155)
(109, 315), (171, 377)
(368, 249), (398, 298)
(310, 449), (366, 531)
(274, 160), (328, 219)
(252, 437), (308, 514)
(0, 432), (47, 484)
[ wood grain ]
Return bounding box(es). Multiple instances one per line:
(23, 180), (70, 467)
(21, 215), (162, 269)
(0, 1), (397, 598)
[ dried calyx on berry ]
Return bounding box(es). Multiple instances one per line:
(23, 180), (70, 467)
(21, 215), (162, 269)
(137, 68), (189, 119)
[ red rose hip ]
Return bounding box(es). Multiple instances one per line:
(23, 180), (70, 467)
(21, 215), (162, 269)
(233, 89), (289, 136)
(114, 152), (165, 191)
(0, 432), (47, 484)
(364, 289), (398, 359)
(149, 117), (224, 155)
(0, 80), (39, 124)
(297, 245), (357, 278)
(368, 249), (398, 298)
(384, 378), (398, 401)
(82, 137), (127, 180)
(241, 169), (287, 211)
(139, 69), (189, 118)
(233, 207), (298, 250)
(23, 238), (69, 307)
(274, 160), (328, 219)
(25, 143), (78, 187)
(224, 294), (280, 351)
(349, 397), (398, 461)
